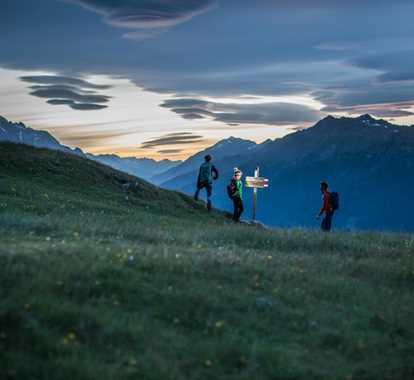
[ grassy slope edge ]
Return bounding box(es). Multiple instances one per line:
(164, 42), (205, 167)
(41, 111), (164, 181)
(0, 142), (413, 380)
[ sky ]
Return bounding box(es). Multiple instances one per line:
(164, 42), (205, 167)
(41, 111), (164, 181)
(1, 0), (414, 160)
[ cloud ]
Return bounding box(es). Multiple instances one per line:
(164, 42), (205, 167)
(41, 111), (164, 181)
(322, 102), (414, 118)
(59, 127), (139, 147)
(3, 0), (414, 125)
(66, 0), (215, 37)
(21, 75), (111, 89)
(47, 98), (107, 110)
(30, 87), (109, 104)
(157, 149), (183, 154)
(161, 98), (322, 126)
(141, 132), (204, 149)
(122, 29), (166, 41)
(69, 102), (108, 110)
(21, 75), (111, 111)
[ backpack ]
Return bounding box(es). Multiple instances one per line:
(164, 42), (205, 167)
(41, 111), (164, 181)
(329, 192), (339, 211)
(198, 162), (212, 185)
(227, 180), (237, 199)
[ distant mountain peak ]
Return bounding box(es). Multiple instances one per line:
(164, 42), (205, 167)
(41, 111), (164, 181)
(212, 136), (256, 149)
(315, 114), (396, 131)
(358, 113), (375, 121)
(322, 115), (337, 121)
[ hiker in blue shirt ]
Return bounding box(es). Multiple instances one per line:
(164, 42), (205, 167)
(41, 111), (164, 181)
(194, 154), (219, 211)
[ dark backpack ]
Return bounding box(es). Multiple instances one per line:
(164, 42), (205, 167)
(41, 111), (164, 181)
(198, 162), (212, 185)
(329, 192), (339, 211)
(227, 180), (237, 199)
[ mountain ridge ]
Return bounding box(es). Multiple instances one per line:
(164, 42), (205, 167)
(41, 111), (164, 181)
(159, 114), (414, 231)
(0, 115), (181, 181)
(2, 113), (414, 231)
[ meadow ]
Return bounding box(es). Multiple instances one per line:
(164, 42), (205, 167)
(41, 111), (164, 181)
(0, 142), (413, 380)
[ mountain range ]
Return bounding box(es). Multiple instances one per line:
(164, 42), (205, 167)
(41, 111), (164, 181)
(0, 116), (180, 181)
(156, 114), (414, 232)
(1, 114), (414, 231)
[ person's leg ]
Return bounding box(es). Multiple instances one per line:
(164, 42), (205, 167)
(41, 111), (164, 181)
(206, 184), (212, 211)
(232, 198), (238, 221)
(325, 212), (333, 231)
(321, 214), (328, 231)
(321, 212), (332, 232)
(238, 198), (244, 220)
(234, 197), (242, 222)
(194, 186), (200, 201)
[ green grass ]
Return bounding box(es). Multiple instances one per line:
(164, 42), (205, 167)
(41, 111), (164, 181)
(1, 142), (413, 380)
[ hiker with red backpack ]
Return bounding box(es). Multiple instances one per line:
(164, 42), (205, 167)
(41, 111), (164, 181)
(316, 181), (339, 232)
(194, 154), (219, 211)
(227, 168), (244, 222)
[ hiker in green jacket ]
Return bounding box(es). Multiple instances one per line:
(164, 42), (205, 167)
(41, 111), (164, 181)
(230, 168), (244, 222)
(194, 154), (219, 211)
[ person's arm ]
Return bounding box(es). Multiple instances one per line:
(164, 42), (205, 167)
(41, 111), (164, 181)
(318, 193), (329, 216)
(212, 165), (219, 180)
(237, 180), (243, 197)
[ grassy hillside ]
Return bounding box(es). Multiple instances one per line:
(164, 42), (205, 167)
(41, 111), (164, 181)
(1, 142), (413, 380)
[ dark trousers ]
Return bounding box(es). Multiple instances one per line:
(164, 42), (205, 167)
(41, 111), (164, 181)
(194, 183), (213, 210)
(321, 211), (334, 232)
(232, 196), (244, 222)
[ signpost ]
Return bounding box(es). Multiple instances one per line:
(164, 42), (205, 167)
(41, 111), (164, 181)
(245, 166), (269, 221)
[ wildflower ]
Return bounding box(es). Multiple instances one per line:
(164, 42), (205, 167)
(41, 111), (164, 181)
(215, 320), (225, 328)
(267, 255), (273, 260)
(68, 332), (76, 340)
(205, 360), (212, 367)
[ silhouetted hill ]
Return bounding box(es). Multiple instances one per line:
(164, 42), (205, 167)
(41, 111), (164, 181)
(0, 140), (201, 216)
(161, 115), (414, 231)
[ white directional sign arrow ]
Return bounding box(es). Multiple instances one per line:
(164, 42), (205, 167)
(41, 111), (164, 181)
(245, 176), (269, 188)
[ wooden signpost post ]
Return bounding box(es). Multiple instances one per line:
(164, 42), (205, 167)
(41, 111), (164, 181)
(245, 166), (269, 221)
